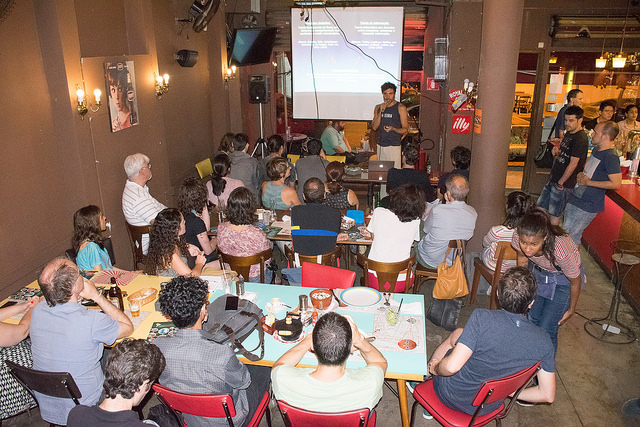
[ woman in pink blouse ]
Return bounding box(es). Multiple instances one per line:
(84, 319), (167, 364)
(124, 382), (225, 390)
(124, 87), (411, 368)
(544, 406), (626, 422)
(217, 187), (272, 283)
(207, 152), (244, 209)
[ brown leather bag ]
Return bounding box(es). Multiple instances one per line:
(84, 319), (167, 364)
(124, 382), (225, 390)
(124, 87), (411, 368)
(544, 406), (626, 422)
(433, 245), (469, 299)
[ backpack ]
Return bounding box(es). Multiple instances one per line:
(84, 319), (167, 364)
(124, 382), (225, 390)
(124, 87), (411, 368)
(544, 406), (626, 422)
(205, 295), (265, 361)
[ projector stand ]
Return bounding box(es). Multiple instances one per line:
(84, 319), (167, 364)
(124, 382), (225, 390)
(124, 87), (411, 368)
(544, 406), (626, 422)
(251, 103), (267, 159)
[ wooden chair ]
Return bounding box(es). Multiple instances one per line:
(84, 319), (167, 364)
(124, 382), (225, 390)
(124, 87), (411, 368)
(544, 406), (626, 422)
(153, 383), (271, 427)
(277, 400), (376, 427)
(470, 241), (518, 310)
(125, 222), (152, 270)
(356, 254), (416, 293)
(413, 240), (465, 295)
(195, 158), (213, 179)
(410, 362), (540, 427)
(326, 155), (346, 163)
(218, 248), (273, 283)
(284, 245), (341, 268)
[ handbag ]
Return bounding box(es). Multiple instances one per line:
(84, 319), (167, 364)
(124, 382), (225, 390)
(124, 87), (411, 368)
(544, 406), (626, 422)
(427, 297), (464, 331)
(534, 123), (558, 169)
(432, 244), (469, 300)
(205, 295), (265, 361)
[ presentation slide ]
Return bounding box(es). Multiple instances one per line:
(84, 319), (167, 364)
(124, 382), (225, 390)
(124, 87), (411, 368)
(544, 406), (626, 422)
(291, 7), (404, 121)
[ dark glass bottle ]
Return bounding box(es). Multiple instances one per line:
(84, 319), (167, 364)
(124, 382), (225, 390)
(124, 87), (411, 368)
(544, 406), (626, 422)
(108, 277), (124, 311)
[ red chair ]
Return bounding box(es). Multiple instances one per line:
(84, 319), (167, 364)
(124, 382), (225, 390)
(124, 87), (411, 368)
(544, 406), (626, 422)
(277, 400), (376, 427)
(301, 262), (355, 289)
(152, 383), (271, 427)
(410, 362), (541, 427)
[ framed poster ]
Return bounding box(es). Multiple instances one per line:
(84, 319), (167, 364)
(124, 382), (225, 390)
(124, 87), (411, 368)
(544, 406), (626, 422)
(104, 61), (138, 132)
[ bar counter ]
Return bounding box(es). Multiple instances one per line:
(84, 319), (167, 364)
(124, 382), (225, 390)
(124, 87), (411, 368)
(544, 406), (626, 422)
(581, 176), (640, 312)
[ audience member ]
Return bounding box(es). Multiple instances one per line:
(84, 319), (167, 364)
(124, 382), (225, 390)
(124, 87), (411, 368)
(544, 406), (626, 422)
(438, 146), (471, 195)
(324, 161), (359, 210)
(217, 187), (273, 283)
(262, 157), (301, 210)
(0, 296), (39, 347)
(537, 105), (588, 225)
(295, 138), (329, 203)
(229, 133), (260, 197)
(145, 208), (207, 277)
(218, 132), (235, 155)
(67, 339), (165, 426)
(564, 121), (622, 244)
(272, 312), (386, 412)
(206, 152), (244, 208)
(553, 89), (583, 138)
(512, 208), (582, 353)
(122, 153), (166, 253)
(154, 276), (271, 427)
(409, 267), (555, 418)
(257, 134), (296, 194)
(321, 120), (356, 163)
(387, 143), (436, 203)
(481, 191), (534, 272)
(72, 205), (116, 271)
(179, 177), (218, 263)
(366, 184), (426, 292)
(30, 258), (133, 425)
(417, 175), (477, 269)
(583, 101), (615, 131)
(616, 104), (640, 155)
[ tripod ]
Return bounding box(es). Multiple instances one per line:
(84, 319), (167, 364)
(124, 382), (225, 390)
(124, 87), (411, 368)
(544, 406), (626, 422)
(251, 103), (268, 159)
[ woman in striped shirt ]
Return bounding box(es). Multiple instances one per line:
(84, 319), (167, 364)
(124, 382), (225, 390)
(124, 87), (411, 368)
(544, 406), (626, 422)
(512, 208), (582, 354)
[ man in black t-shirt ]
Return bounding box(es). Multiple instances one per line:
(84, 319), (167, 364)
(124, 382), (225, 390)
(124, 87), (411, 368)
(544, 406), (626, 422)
(291, 178), (341, 256)
(387, 143), (437, 203)
(537, 105), (589, 225)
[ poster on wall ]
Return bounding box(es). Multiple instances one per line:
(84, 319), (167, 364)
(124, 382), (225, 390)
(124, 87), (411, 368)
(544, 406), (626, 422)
(104, 61), (138, 132)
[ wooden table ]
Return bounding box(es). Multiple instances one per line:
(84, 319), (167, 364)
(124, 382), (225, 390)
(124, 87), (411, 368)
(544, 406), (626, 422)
(344, 170), (388, 211)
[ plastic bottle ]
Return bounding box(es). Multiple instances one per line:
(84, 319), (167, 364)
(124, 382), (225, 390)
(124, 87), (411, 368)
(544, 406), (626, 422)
(108, 277), (124, 311)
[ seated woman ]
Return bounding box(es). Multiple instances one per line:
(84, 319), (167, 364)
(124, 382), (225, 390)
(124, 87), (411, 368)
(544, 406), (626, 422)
(365, 184), (425, 292)
(72, 205), (117, 271)
(258, 134), (296, 194)
(218, 187), (273, 283)
(145, 208), (207, 277)
(179, 177), (218, 264)
(482, 191), (534, 273)
(262, 157), (301, 210)
(324, 161), (359, 210)
(206, 152), (243, 208)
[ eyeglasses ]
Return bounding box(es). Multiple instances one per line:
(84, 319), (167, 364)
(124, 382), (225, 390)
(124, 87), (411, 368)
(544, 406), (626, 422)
(142, 163), (152, 170)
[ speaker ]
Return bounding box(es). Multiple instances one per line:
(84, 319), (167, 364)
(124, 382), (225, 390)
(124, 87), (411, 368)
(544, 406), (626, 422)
(249, 75), (270, 104)
(175, 50), (199, 67)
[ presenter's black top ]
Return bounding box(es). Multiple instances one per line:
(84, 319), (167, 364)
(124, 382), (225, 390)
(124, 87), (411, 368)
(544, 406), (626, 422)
(378, 102), (403, 147)
(291, 204), (341, 256)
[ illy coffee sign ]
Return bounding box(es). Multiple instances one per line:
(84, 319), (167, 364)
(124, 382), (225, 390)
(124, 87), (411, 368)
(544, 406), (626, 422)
(452, 115), (471, 134)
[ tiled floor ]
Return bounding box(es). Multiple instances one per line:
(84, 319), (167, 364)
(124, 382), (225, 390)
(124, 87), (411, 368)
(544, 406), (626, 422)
(4, 248), (639, 427)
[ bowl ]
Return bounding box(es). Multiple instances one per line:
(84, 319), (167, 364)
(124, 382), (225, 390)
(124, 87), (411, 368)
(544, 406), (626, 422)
(310, 288), (333, 310)
(127, 288), (158, 307)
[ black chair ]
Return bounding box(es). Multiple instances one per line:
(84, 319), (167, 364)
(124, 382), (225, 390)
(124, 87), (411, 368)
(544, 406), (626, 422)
(5, 360), (82, 426)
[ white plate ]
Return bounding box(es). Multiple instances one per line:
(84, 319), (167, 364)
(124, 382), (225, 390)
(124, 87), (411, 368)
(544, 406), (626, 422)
(340, 288), (381, 307)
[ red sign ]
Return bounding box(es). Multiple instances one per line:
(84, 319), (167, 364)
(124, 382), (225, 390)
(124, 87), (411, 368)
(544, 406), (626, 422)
(448, 89), (474, 111)
(452, 115), (472, 134)
(426, 78), (439, 90)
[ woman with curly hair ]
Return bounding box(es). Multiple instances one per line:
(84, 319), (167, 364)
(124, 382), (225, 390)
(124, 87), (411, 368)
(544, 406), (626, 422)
(261, 157), (300, 210)
(206, 152), (243, 208)
(218, 132), (235, 155)
(323, 161), (359, 210)
(72, 205), (116, 271)
(217, 187), (272, 282)
(178, 177), (218, 264)
(145, 208), (206, 277)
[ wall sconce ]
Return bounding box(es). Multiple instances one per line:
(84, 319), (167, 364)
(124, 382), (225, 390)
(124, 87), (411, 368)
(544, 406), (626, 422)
(225, 65), (237, 81)
(155, 73), (170, 98)
(75, 85), (101, 119)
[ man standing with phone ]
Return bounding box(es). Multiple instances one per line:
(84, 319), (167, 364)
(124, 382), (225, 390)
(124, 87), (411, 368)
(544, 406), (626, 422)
(372, 82), (409, 169)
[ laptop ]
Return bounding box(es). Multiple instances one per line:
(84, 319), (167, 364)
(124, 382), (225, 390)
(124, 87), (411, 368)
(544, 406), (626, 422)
(367, 160), (394, 181)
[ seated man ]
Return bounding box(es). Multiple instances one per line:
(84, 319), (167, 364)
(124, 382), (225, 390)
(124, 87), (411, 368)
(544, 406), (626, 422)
(417, 174), (477, 269)
(386, 143), (437, 204)
(122, 153), (166, 253)
(295, 138), (329, 203)
(154, 276), (270, 427)
(321, 120), (354, 161)
(229, 133), (260, 198)
(30, 258), (133, 425)
(413, 267), (555, 417)
(271, 312), (387, 412)
(67, 339), (165, 426)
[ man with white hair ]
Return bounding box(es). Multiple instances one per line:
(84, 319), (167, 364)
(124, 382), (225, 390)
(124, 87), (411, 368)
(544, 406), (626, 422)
(122, 153), (166, 253)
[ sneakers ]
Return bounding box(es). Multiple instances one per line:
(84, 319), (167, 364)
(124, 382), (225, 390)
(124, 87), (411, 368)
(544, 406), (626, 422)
(405, 381), (434, 420)
(422, 409), (434, 420)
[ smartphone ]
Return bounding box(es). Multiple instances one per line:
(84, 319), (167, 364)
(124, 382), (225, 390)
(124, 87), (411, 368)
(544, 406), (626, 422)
(1, 301), (17, 309)
(225, 295), (239, 311)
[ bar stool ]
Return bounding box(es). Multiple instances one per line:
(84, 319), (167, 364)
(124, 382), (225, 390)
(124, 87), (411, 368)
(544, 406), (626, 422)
(584, 240), (640, 344)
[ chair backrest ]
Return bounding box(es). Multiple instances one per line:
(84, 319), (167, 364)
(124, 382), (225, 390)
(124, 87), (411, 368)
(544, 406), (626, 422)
(125, 222), (152, 270)
(218, 248), (273, 283)
(287, 154), (300, 164)
(493, 241), (518, 280)
(326, 155), (346, 163)
(357, 254), (416, 293)
(5, 360), (82, 405)
(285, 245), (341, 268)
(195, 158), (213, 179)
(65, 248), (77, 264)
(301, 262), (355, 289)
(153, 383), (236, 422)
(277, 400), (376, 427)
(446, 239), (466, 268)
